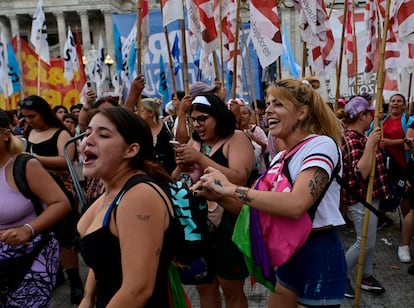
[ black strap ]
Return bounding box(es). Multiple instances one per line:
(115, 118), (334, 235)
(335, 175), (394, 225)
(13, 153), (44, 215)
(111, 174), (172, 223)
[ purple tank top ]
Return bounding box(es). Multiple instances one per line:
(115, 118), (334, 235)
(0, 157), (37, 229)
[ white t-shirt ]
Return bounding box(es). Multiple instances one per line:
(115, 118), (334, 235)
(271, 135), (345, 228)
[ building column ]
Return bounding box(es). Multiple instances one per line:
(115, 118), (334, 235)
(6, 14), (19, 38)
(78, 10), (91, 53)
(103, 10), (114, 60)
(54, 12), (66, 57)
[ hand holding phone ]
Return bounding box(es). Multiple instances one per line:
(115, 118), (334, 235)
(86, 81), (97, 93)
(169, 140), (180, 149)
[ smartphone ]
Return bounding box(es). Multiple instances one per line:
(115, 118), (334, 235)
(86, 81), (97, 93)
(169, 140), (180, 149)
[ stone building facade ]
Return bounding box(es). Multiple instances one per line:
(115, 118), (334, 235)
(0, 0), (161, 61)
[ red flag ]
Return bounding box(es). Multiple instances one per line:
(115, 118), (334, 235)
(213, 0), (230, 61)
(74, 28), (86, 86)
(345, 0), (355, 77)
(396, 0), (414, 43)
(364, 0), (379, 79)
(384, 0), (414, 78)
(186, 0), (219, 58)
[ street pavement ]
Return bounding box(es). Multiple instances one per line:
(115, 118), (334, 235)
(51, 210), (414, 307)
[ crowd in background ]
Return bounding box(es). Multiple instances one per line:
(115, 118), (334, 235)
(1, 76), (414, 307)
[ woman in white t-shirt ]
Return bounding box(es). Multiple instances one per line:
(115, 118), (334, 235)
(191, 78), (347, 308)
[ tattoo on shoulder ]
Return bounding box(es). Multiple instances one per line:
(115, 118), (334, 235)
(156, 247), (161, 257)
(308, 169), (329, 201)
(136, 214), (151, 221)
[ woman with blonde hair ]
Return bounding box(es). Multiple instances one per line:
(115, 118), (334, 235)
(140, 98), (176, 174)
(191, 78), (347, 307)
(0, 109), (71, 306)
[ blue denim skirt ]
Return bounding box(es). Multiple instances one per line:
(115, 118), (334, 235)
(276, 228), (347, 306)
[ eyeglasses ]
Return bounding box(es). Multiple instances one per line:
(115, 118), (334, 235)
(19, 100), (34, 108)
(189, 114), (210, 125)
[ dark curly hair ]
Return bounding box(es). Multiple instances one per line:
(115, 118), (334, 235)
(190, 94), (236, 142)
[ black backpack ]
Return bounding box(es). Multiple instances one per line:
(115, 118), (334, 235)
(13, 153), (79, 247)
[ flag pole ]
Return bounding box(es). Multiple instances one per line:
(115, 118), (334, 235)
(136, 0), (143, 111)
(301, 41), (307, 78)
(37, 32), (42, 96)
(180, 1), (190, 96)
(231, 0), (241, 99)
(351, 0), (358, 95)
(219, 0), (225, 83)
(334, 0), (348, 112)
(353, 0), (391, 306)
(212, 51), (220, 84)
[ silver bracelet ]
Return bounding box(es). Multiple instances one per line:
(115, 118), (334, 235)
(24, 223), (35, 237)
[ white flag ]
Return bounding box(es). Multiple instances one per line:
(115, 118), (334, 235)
(250, 0), (283, 68)
(63, 27), (79, 83)
(121, 24), (137, 88)
(31, 0), (50, 64)
(162, 0), (184, 27)
(0, 30), (13, 97)
(91, 35), (106, 94)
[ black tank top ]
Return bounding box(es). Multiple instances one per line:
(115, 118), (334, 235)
(79, 175), (177, 307)
(26, 129), (62, 156)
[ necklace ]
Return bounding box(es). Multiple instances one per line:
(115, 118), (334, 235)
(34, 126), (50, 132)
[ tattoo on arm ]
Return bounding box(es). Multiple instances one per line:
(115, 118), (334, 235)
(136, 214), (151, 221)
(235, 187), (252, 203)
(308, 169), (329, 201)
(155, 247), (161, 257)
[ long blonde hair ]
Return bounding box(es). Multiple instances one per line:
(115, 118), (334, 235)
(266, 77), (341, 144)
(1, 128), (25, 155)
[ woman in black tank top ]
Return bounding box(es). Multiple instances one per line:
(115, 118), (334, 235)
(77, 107), (182, 307)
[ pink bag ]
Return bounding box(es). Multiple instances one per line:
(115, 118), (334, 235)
(254, 138), (315, 267)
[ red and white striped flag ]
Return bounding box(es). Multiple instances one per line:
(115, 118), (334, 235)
(292, 0), (337, 75)
(345, 0), (355, 77)
(364, 0), (379, 79)
(161, 0), (184, 27)
(226, 0), (238, 71)
(249, 0), (283, 68)
(213, 0), (230, 61)
(185, 0), (219, 62)
(395, 0), (414, 43)
(383, 0), (414, 78)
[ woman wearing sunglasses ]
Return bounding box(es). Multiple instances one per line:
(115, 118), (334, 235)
(172, 94), (254, 308)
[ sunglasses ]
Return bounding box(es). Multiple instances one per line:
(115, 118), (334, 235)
(19, 100), (35, 108)
(189, 114), (210, 125)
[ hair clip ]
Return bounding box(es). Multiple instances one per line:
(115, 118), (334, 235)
(302, 80), (311, 87)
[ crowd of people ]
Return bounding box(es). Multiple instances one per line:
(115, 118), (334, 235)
(0, 75), (414, 307)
